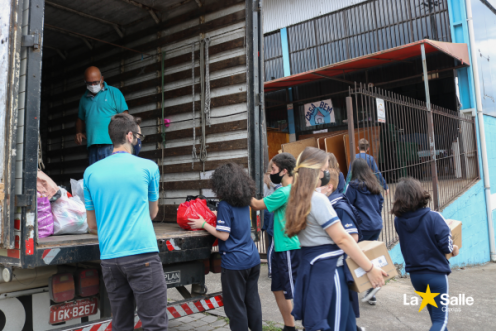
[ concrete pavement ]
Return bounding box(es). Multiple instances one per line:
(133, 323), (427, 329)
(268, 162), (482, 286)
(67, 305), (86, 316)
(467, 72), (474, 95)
(167, 262), (496, 330)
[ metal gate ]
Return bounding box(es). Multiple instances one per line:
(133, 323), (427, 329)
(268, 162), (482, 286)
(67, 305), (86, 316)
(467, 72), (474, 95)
(346, 83), (479, 247)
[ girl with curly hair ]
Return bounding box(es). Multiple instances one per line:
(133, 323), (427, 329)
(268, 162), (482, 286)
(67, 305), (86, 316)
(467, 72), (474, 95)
(393, 177), (458, 331)
(188, 163), (262, 331)
(285, 147), (386, 331)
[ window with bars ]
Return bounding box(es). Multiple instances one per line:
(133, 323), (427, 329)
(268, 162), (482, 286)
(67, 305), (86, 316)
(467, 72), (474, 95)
(263, 31), (284, 82)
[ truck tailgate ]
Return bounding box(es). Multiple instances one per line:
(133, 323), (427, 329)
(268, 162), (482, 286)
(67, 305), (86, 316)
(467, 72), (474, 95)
(34, 224), (215, 267)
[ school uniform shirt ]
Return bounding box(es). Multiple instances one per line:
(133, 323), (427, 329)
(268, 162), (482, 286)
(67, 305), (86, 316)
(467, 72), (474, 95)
(297, 192), (341, 247)
(345, 180), (383, 233)
(346, 153), (388, 190)
(215, 201), (260, 270)
(394, 208), (453, 275)
(263, 185), (301, 252)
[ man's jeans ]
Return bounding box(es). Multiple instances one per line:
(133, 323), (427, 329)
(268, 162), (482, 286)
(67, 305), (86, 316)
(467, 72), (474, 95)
(101, 253), (168, 331)
(88, 144), (113, 165)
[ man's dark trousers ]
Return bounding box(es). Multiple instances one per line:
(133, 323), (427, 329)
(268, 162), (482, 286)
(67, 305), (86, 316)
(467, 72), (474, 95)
(101, 252), (168, 330)
(88, 144), (113, 165)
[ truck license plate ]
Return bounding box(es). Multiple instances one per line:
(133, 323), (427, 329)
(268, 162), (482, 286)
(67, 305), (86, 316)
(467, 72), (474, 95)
(49, 297), (98, 324)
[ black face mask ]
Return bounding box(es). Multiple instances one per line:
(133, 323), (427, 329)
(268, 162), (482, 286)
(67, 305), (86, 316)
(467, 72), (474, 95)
(270, 171), (284, 185)
(132, 138), (142, 156)
(320, 170), (331, 187)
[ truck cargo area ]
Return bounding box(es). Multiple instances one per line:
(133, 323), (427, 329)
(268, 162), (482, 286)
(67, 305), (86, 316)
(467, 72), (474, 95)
(33, 0), (254, 260)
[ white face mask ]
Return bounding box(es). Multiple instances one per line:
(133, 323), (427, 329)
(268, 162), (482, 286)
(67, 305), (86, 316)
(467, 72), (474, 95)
(87, 81), (102, 94)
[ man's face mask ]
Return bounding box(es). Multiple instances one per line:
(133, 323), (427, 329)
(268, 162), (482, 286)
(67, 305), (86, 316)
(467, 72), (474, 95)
(133, 138), (142, 156)
(86, 78), (102, 94)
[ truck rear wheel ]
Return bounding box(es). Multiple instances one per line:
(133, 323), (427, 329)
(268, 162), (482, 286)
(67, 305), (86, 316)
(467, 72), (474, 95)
(0, 297), (26, 331)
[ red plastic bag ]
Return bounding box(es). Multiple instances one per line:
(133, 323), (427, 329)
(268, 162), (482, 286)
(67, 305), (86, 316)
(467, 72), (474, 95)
(177, 198), (217, 231)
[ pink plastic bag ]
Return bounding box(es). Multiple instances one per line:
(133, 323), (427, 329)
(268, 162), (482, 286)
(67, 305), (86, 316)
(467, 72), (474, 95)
(37, 193), (54, 238)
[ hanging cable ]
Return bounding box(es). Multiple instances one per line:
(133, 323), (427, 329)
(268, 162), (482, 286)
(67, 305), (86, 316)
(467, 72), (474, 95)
(204, 37), (211, 127)
(199, 39), (208, 172)
(160, 50), (166, 223)
(161, 50), (166, 148)
(191, 43), (198, 169)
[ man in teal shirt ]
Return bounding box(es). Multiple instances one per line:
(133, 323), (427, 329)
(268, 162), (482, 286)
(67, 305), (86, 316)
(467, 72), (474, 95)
(76, 66), (129, 165)
(84, 113), (168, 330)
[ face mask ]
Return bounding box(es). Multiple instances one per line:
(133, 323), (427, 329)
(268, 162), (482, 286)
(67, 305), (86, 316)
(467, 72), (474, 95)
(87, 81), (102, 94)
(270, 171), (284, 185)
(320, 170), (331, 187)
(132, 138), (142, 156)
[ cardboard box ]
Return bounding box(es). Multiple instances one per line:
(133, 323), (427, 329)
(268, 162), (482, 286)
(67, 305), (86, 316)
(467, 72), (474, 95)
(346, 241), (398, 293)
(445, 219), (462, 259)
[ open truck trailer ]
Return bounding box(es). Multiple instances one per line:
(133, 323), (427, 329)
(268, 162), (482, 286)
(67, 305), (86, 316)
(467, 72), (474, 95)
(0, 0), (266, 329)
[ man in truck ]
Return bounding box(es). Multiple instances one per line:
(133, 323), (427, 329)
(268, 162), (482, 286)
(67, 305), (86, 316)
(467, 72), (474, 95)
(83, 113), (168, 330)
(75, 66), (129, 165)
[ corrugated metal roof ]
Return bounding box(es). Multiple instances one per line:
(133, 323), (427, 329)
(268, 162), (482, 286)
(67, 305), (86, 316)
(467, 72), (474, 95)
(263, 0), (368, 33)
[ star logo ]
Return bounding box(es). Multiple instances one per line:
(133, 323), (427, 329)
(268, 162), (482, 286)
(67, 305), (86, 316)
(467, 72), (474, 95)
(415, 285), (440, 312)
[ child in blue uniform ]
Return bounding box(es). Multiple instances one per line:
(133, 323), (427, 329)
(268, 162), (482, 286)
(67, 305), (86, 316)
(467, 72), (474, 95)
(345, 157), (384, 305)
(324, 169), (362, 322)
(346, 138), (388, 194)
(393, 178), (459, 331)
(285, 147), (387, 331)
(189, 163), (262, 331)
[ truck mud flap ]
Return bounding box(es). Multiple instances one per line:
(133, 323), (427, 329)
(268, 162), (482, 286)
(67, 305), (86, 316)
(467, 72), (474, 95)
(50, 292), (223, 330)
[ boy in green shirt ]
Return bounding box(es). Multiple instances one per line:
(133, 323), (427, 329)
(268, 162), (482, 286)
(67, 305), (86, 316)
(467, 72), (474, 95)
(251, 153), (300, 331)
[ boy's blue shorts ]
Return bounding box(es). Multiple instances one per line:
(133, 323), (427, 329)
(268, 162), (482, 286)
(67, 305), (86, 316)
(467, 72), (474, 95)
(271, 249), (300, 299)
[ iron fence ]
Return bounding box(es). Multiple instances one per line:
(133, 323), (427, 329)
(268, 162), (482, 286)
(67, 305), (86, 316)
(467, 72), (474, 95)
(347, 83), (479, 247)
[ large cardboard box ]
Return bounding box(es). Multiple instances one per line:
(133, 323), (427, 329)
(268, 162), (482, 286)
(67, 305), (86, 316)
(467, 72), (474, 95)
(445, 219), (462, 259)
(346, 241), (398, 293)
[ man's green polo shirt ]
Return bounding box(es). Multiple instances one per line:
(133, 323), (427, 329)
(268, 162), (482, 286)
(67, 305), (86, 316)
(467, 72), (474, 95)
(78, 82), (128, 147)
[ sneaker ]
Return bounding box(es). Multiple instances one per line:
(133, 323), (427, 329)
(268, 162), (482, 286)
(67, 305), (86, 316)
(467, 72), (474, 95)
(357, 326), (366, 331)
(362, 287), (381, 304)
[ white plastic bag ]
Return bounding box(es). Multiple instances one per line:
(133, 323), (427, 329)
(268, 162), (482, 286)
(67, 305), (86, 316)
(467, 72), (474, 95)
(51, 188), (88, 235)
(70, 178), (85, 200)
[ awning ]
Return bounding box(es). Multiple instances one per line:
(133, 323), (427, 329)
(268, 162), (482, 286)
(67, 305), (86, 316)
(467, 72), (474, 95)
(264, 39), (470, 93)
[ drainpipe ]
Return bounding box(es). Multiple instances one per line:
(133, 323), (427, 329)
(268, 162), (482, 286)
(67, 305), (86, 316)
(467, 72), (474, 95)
(466, 0), (496, 261)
